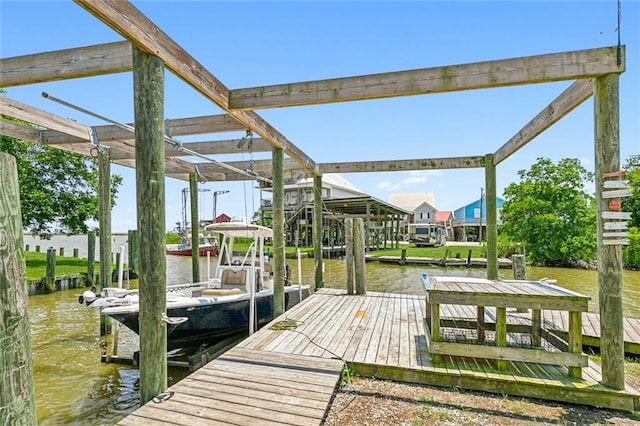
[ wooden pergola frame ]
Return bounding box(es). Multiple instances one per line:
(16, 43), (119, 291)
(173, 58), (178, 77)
(0, 0), (626, 401)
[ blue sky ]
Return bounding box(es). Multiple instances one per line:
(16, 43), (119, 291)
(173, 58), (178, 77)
(1, 1), (638, 233)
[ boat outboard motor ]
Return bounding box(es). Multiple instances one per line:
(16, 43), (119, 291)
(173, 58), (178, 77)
(79, 290), (97, 305)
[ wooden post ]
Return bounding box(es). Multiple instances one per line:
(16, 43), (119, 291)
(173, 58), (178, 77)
(512, 254), (528, 312)
(353, 218), (366, 294)
(400, 248), (407, 266)
(313, 175), (323, 289)
(59, 247), (64, 257)
(25, 244), (29, 252)
(73, 248), (79, 258)
(128, 229), (139, 277)
(345, 218), (354, 295)
(365, 202), (371, 252)
(484, 153), (498, 280)
(395, 215), (400, 249)
(87, 230), (95, 286)
(440, 248), (449, 266)
(272, 147), (285, 314)
(35, 245), (40, 253)
(594, 73), (624, 390)
(496, 307), (507, 370)
(189, 173), (200, 283)
(466, 249), (472, 267)
(46, 247), (56, 292)
(133, 45), (167, 404)
(0, 152), (36, 424)
(98, 148), (112, 290)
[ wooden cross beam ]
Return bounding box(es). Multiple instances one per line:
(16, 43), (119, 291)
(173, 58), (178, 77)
(228, 46), (623, 110)
(319, 156), (485, 173)
(0, 41), (132, 87)
(74, 0), (318, 174)
(493, 79), (594, 165)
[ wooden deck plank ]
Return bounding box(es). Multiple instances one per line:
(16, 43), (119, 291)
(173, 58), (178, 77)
(333, 294), (375, 360)
(314, 293), (366, 358)
(372, 292), (396, 365)
(359, 293), (391, 364)
(398, 295), (412, 368)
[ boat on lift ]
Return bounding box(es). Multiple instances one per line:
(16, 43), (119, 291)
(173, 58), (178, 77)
(87, 218), (309, 349)
(165, 230), (219, 256)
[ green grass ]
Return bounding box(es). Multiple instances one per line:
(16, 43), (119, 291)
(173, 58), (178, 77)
(24, 252), (100, 280)
(370, 244), (487, 258)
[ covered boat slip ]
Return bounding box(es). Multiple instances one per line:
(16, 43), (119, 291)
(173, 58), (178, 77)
(120, 289), (639, 424)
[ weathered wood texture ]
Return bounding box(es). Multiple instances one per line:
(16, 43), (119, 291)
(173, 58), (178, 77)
(353, 218), (366, 294)
(0, 96), (91, 141)
(127, 229), (139, 276)
(229, 46), (624, 110)
(118, 347), (343, 426)
(87, 230), (95, 286)
(234, 289), (639, 412)
(0, 153), (36, 425)
(46, 247), (56, 292)
(189, 173), (200, 283)
(319, 156), (485, 174)
(493, 79), (593, 164)
(0, 119), (40, 142)
(0, 41), (132, 87)
(313, 175), (323, 290)
(345, 218), (354, 295)
(74, 0), (318, 173)
(133, 46), (167, 404)
(111, 137), (272, 160)
(484, 154), (498, 280)
(594, 73), (625, 390)
(98, 148), (112, 291)
(272, 147), (285, 315)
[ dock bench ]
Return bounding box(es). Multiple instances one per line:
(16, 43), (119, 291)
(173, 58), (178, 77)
(422, 275), (590, 378)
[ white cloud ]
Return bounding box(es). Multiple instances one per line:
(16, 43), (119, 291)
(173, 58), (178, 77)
(377, 181), (392, 189)
(402, 176), (428, 185)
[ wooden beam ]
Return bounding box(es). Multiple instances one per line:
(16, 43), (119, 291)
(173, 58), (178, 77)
(0, 119), (40, 142)
(0, 96), (91, 141)
(181, 158), (303, 176)
(229, 46), (624, 110)
(110, 138), (272, 160)
(493, 79), (593, 165)
(272, 147), (285, 317)
(313, 175), (323, 290)
(319, 156), (485, 173)
(484, 153), (498, 280)
(44, 113), (247, 145)
(0, 41), (132, 87)
(74, 0), (317, 173)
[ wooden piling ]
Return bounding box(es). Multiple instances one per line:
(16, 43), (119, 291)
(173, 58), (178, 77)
(467, 249), (472, 267)
(313, 175), (323, 289)
(35, 245), (40, 253)
(594, 73), (624, 390)
(354, 218), (366, 295)
(484, 153), (498, 280)
(272, 146), (285, 314)
(25, 244), (29, 252)
(512, 254), (528, 312)
(98, 148), (112, 290)
(440, 248), (449, 266)
(0, 152), (36, 424)
(73, 248), (79, 258)
(46, 247), (56, 292)
(133, 45), (167, 404)
(400, 248), (407, 265)
(189, 173), (200, 283)
(128, 229), (139, 276)
(59, 247), (64, 257)
(345, 218), (354, 295)
(87, 230), (95, 286)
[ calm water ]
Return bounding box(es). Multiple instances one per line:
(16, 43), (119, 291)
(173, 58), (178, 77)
(22, 236), (640, 424)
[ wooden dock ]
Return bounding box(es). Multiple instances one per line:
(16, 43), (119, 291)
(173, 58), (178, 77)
(120, 289), (640, 424)
(118, 347), (343, 425)
(369, 255), (513, 268)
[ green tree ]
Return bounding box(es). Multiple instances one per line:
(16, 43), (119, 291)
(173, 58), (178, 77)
(0, 134), (122, 237)
(500, 158), (596, 266)
(622, 154), (640, 228)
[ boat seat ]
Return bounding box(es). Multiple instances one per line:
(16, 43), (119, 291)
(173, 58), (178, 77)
(201, 287), (244, 296)
(221, 269), (247, 287)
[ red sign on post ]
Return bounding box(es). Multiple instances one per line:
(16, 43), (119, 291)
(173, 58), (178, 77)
(609, 199), (622, 211)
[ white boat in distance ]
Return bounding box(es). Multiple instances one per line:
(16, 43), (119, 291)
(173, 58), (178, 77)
(85, 218), (310, 349)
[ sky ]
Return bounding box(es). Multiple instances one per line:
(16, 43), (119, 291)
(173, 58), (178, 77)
(1, 1), (639, 233)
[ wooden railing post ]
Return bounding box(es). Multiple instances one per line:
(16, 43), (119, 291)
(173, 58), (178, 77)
(345, 218), (354, 294)
(189, 172), (200, 283)
(354, 218), (366, 295)
(313, 175), (324, 289)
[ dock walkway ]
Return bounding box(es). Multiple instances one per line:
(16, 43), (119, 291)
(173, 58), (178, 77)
(120, 289), (640, 425)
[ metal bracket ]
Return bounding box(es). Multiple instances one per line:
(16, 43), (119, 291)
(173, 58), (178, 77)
(194, 165), (207, 183)
(37, 129), (45, 145)
(88, 127), (107, 156)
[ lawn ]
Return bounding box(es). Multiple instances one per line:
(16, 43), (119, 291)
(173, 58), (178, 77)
(24, 252), (99, 280)
(369, 244), (488, 258)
